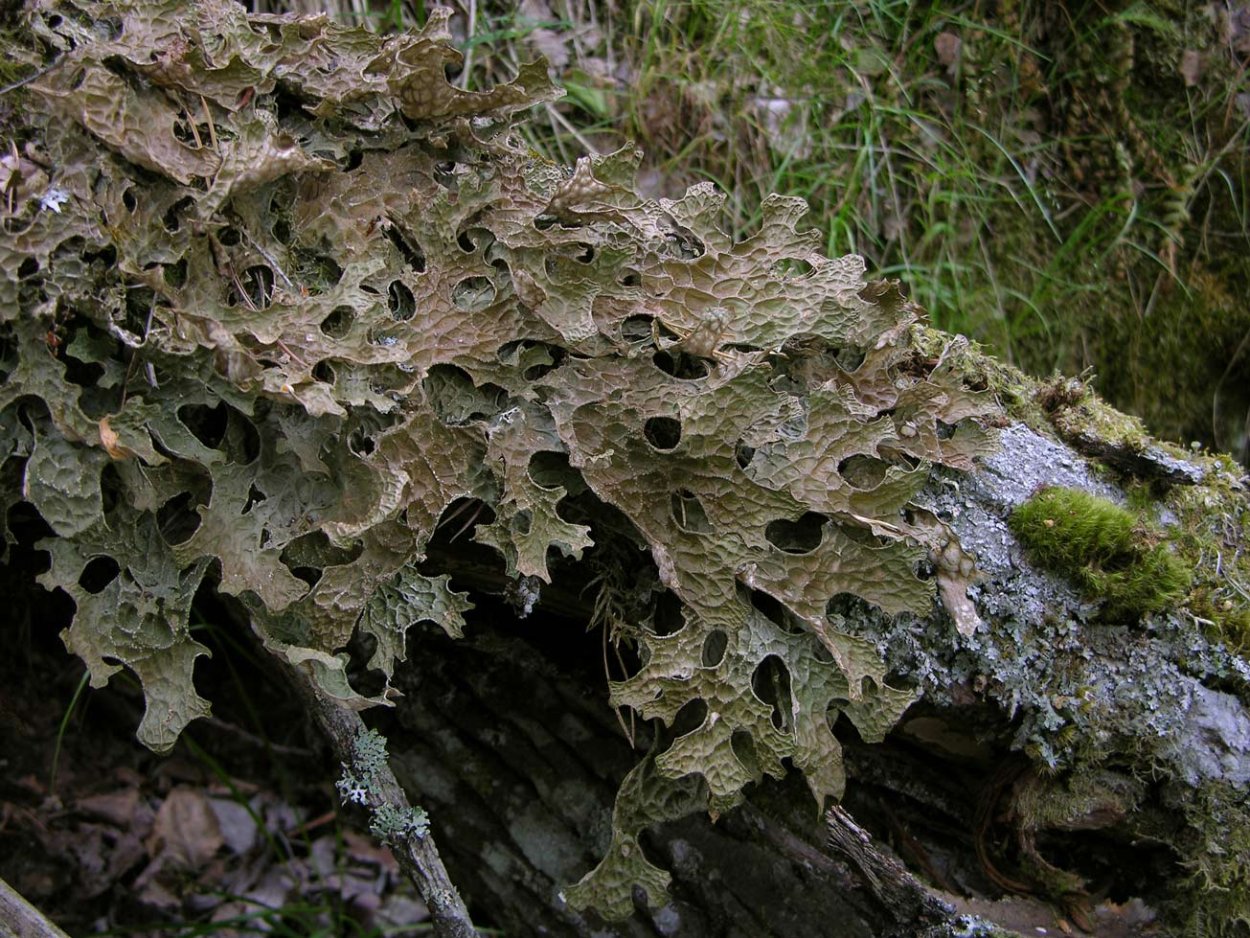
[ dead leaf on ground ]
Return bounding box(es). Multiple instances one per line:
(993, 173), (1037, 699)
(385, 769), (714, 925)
(144, 787), (224, 872)
(935, 32), (962, 76)
(1179, 49), (1203, 87)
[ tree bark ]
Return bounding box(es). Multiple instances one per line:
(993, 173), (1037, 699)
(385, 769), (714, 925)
(379, 617), (932, 937)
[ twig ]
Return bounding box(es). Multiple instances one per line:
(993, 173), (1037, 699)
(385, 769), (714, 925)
(459, 0), (477, 90)
(0, 60), (61, 97)
(282, 661), (480, 938)
(0, 876), (71, 938)
(825, 805), (954, 928)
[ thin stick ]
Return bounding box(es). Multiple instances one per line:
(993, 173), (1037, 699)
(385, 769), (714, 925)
(459, 0), (477, 90)
(0, 876), (71, 938)
(283, 661), (480, 938)
(0, 60), (61, 97)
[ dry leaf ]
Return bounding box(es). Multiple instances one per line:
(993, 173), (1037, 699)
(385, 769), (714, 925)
(1179, 49), (1202, 87)
(97, 417), (134, 460)
(145, 787), (224, 872)
(935, 31), (962, 76)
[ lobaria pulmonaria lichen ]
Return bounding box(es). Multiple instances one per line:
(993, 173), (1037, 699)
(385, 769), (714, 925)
(1, 0), (999, 920)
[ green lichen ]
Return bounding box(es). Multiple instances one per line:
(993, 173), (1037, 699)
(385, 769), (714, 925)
(352, 726), (390, 776)
(336, 728), (430, 843)
(370, 803), (430, 844)
(1009, 487), (1190, 621)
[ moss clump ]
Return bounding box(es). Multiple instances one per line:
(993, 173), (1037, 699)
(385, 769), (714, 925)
(1009, 487), (1190, 621)
(1165, 466), (1250, 652)
(1177, 784), (1250, 936)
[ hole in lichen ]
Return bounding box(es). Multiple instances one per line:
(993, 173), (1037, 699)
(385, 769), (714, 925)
(78, 556), (120, 594)
(670, 698), (708, 737)
(122, 188), (137, 213)
(619, 269), (642, 287)
(574, 243), (595, 263)
(752, 654), (793, 731)
(162, 195), (196, 233)
(433, 161), (458, 190)
(272, 218), (292, 244)
(388, 280), (415, 321)
(701, 629), (727, 667)
(320, 305), (355, 338)
(172, 114), (213, 148)
(653, 350), (710, 380)
(670, 490), (713, 534)
(385, 222), (426, 272)
(234, 264), (273, 310)
(289, 566), (322, 587)
(293, 252), (343, 293)
(429, 497), (497, 551)
(770, 257), (813, 277)
(163, 259), (187, 288)
(663, 231), (705, 258)
(280, 531), (362, 588)
(348, 430), (375, 456)
(497, 340), (563, 380)
(735, 440), (756, 470)
(838, 454), (890, 489)
(653, 590), (686, 636)
(834, 348), (866, 371)
(451, 276), (496, 312)
(157, 491), (203, 545)
(765, 512), (828, 554)
(528, 450), (578, 491)
(219, 227), (241, 247)
(242, 484), (266, 514)
(644, 416), (682, 451)
(936, 420), (956, 440)
(745, 587), (804, 634)
(178, 402), (228, 449)
(17, 257), (38, 279)
(174, 405), (262, 465)
(621, 315), (654, 343)
(312, 360), (335, 384)
(827, 592), (870, 619)
(731, 730), (761, 779)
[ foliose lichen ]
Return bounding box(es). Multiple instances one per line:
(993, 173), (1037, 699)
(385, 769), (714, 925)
(336, 728), (430, 843)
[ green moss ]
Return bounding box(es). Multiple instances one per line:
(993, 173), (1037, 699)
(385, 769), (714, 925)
(1166, 470), (1250, 652)
(1009, 487), (1190, 621)
(1176, 784), (1250, 936)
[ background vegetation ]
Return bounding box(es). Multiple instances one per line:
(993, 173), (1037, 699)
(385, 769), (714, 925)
(267, 0), (1250, 464)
